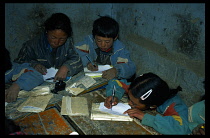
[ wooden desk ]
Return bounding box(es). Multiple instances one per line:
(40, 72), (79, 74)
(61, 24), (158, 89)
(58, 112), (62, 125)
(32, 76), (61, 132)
(5, 76), (159, 135)
(13, 107), (75, 135)
(56, 89), (157, 135)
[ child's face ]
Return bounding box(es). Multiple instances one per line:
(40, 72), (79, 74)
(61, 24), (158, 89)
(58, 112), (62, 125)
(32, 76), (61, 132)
(128, 90), (148, 110)
(94, 35), (114, 52)
(47, 29), (68, 49)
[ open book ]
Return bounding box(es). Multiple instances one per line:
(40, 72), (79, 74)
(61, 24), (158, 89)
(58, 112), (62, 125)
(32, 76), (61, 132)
(91, 102), (133, 121)
(65, 75), (96, 95)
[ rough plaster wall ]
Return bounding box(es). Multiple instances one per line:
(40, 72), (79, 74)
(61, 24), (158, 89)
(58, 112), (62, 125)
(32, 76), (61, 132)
(5, 3), (205, 106)
(113, 3), (205, 106)
(113, 3), (205, 61)
(5, 3), (52, 61)
(5, 3), (112, 61)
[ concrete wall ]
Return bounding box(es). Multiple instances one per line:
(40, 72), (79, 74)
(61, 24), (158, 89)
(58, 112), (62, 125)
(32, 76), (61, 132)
(5, 3), (205, 106)
(5, 3), (113, 60)
(112, 3), (205, 106)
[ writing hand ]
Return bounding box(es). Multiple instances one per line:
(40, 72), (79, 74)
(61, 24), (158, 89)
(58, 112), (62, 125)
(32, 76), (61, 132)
(104, 96), (118, 109)
(87, 62), (98, 71)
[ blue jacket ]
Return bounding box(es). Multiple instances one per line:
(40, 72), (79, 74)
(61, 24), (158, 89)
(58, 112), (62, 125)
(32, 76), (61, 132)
(5, 62), (44, 91)
(74, 35), (136, 79)
(14, 33), (83, 77)
(142, 95), (191, 135)
(188, 100), (205, 132)
(106, 79), (191, 135)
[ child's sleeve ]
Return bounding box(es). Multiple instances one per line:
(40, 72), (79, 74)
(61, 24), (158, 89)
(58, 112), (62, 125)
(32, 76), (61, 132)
(142, 113), (190, 134)
(142, 103), (190, 135)
(105, 79), (130, 101)
(15, 68), (44, 91)
(74, 35), (93, 67)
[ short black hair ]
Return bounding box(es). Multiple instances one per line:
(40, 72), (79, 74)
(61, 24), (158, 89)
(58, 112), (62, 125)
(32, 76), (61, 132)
(44, 13), (72, 37)
(129, 72), (182, 107)
(92, 16), (119, 39)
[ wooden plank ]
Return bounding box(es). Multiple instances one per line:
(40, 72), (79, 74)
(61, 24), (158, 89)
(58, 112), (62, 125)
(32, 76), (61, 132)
(14, 108), (75, 135)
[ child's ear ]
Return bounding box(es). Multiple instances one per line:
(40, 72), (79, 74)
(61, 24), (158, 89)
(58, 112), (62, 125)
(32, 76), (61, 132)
(150, 105), (157, 109)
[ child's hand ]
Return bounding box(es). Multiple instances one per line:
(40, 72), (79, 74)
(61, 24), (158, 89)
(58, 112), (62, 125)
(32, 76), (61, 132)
(54, 65), (68, 81)
(104, 96), (119, 109)
(123, 108), (145, 120)
(192, 124), (205, 135)
(5, 83), (20, 103)
(102, 68), (117, 80)
(87, 62), (98, 71)
(34, 64), (47, 75)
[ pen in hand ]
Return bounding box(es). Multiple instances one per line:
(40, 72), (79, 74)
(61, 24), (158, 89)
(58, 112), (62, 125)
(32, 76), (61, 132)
(86, 55), (96, 67)
(110, 85), (116, 110)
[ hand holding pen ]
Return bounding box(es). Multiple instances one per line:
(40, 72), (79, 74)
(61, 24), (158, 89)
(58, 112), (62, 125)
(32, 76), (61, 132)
(86, 55), (98, 71)
(110, 85), (116, 110)
(104, 85), (118, 109)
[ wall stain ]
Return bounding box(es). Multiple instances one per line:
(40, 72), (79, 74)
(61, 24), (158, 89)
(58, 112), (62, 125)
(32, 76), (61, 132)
(174, 13), (201, 58)
(27, 6), (51, 38)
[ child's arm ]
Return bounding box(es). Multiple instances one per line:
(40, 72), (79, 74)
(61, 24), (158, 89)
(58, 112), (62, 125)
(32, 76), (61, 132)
(140, 95), (191, 135)
(74, 35), (95, 67)
(105, 79), (130, 100)
(15, 71), (44, 91)
(141, 113), (190, 135)
(104, 79), (130, 108)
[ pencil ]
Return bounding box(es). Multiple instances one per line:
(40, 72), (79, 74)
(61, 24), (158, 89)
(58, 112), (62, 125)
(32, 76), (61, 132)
(110, 85), (116, 110)
(86, 55), (96, 67)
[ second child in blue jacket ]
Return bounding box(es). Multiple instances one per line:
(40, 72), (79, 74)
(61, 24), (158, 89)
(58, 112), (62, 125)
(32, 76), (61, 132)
(74, 16), (136, 80)
(104, 72), (191, 135)
(5, 48), (44, 103)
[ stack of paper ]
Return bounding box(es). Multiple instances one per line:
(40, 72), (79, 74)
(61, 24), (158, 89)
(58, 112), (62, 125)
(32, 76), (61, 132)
(91, 102), (133, 121)
(17, 94), (53, 113)
(61, 96), (89, 116)
(18, 85), (50, 98)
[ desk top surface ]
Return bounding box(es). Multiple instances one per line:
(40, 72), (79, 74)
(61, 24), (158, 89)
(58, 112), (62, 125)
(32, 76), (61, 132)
(56, 89), (157, 135)
(5, 77), (159, 135)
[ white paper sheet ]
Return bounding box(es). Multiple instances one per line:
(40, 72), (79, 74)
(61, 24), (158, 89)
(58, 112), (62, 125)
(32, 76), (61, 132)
(84, 65), (112, 73)
(43, 67), (58, 82)
(99, 102), (131, 116)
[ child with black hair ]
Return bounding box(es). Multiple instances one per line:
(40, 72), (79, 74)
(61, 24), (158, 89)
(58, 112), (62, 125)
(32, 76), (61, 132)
(74, 15), (136, 80)
(14, 13), (83, 82)
(104, 72), (191, 135)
